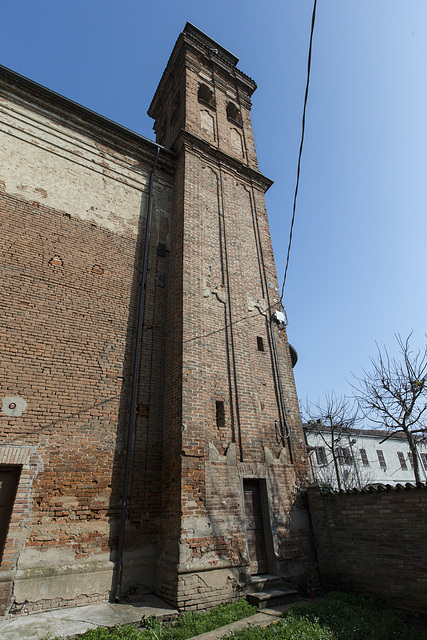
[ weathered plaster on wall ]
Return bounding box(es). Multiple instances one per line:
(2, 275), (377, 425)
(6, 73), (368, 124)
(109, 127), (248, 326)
(0, 93), (170, 237)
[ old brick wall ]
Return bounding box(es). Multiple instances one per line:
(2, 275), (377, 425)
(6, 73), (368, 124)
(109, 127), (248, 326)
(0, 73), (175, 613)
(0, 24), (316, 616)
(307, 484), (427, 614)
(151, 26), (313, 609)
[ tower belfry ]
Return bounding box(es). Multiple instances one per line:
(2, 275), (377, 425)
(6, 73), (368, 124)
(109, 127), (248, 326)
(149, 23), (311, 607)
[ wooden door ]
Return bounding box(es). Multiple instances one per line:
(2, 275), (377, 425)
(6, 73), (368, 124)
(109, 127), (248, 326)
(243, 479), (268, 575)
(0, 466), (20, 561)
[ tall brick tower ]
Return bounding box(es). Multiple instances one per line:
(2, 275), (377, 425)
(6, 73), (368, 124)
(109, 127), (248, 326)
(149, 24), (312, 608)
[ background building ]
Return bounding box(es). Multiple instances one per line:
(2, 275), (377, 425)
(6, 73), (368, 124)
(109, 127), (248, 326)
(305, 422), (427, 489)
(0, 24), (312, 615)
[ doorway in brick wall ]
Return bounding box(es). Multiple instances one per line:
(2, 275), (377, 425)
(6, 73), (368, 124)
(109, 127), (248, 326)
(0, 466), (21, 562)
(243, 479), (268, 575)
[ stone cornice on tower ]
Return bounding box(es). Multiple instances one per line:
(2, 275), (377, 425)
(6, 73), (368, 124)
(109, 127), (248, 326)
(176, 129), (274, 192)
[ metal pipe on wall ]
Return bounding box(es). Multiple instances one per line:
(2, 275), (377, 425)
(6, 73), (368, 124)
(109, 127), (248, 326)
(269, 313), (293, 464)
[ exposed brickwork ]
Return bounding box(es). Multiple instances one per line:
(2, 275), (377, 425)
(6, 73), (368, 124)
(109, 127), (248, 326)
(307, 484), (427, 614)
(151, 26), (312, 608)
(0, 157), (173, 610)
(0, 23), (314, 615)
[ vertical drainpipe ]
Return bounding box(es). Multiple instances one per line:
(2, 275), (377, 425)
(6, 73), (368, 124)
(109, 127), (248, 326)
(269, 313), (293, 464)
(114, 147), (160, 602)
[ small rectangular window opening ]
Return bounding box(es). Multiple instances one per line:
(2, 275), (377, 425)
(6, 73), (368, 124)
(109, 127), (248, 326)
(215, 401), (225, 430)
(257, 336), (264, 352)
(157, 274), (166, 288)
(408, 451), (414, 469)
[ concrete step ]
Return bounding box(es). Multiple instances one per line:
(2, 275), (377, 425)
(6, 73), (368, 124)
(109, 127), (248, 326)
(244, 574), (289, 593)
(246, 588), (299, 609)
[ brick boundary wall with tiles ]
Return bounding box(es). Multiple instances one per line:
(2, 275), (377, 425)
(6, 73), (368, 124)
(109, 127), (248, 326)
(307, 483), (427, 614)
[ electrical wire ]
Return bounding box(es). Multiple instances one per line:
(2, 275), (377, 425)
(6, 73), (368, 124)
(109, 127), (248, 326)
(280, 0), (318, 302)
(182, 303), (278, 344)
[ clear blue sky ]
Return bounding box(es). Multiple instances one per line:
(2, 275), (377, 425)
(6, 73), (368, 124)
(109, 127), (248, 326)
(2, 1), (427, 408)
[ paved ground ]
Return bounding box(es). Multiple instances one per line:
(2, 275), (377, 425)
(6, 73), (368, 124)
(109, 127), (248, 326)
(0, 594), (178, 640)
(0, 597), (292, 640)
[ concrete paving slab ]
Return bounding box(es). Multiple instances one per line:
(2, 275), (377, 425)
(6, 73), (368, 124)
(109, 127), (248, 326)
(185, 611), (282, 640)
(0, 595), (178, 640)
(0, 611), (99, 640)
(48, 602), (125, 626)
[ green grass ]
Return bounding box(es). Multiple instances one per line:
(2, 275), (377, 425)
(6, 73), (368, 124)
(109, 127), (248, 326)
(227, 592), (427, 640)
(45, 592), (427, 640)
(284, 591), (427, 640)
(227, 614), (336, 640)
(60, 598), (257, 640)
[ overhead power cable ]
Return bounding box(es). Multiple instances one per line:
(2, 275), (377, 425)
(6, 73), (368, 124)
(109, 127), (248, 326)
(280, 0), (318, 302)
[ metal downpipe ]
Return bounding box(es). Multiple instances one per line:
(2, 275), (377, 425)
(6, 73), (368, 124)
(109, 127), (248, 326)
(269, 314), (293, 463)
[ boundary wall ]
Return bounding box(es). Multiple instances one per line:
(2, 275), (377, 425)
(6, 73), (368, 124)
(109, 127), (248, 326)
(307, 483), (427, 614)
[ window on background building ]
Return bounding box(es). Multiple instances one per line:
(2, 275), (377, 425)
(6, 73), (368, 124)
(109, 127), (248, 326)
(336, 447), (352, 465)
(315, 446), (327, 466)
(377, 449), (387, 469)
(397, 451), (408, 470)
(256, 336), (264, 352)
(343, 448), (353, 465)
(408, 451), (414, 469)
(360, 448), (369, 466)
(421, 453), (427, 471)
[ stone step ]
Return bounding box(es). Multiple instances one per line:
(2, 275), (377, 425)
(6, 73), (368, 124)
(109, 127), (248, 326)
(246, 589), (299, 609)
(244, 574), (289, 593)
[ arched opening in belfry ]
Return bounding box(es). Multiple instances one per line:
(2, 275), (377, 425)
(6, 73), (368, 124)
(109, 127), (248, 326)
(198, 83), (215, 108)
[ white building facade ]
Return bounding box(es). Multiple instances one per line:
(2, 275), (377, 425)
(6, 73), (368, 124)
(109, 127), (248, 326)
(304, 423), (427, 489)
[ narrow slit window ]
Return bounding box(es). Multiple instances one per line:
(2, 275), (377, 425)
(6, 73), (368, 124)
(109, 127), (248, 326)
(215, 401), (225, 430)
(257, 336), (264, 352)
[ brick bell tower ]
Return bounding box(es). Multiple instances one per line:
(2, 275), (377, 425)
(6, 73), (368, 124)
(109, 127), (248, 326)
(148, 23), (312, 609)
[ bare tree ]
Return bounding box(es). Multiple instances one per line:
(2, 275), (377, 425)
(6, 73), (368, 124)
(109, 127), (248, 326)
(353, 333), (427, 483)
(303, 393), (360, 491)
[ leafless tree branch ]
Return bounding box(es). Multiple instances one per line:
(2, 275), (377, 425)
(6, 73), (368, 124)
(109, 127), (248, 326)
(352, 333), (427, 483)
